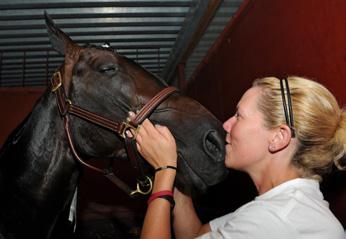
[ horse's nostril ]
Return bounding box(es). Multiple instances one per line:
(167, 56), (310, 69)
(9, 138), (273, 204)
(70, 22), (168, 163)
(203, 130), (225, 162)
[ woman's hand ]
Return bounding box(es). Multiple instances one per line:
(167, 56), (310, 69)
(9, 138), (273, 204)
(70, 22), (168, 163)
(137, 119), (178, 239)
(135, 118), (177, 169)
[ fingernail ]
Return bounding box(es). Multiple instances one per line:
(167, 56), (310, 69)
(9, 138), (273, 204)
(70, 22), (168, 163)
(126, 130), (133, 138)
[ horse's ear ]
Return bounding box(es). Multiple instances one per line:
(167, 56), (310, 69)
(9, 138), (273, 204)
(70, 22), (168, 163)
(44, 11), (78, 55)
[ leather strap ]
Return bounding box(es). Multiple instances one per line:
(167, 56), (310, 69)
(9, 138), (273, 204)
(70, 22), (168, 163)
(51, 69), (178, 196)
(131, 86), (178, 126)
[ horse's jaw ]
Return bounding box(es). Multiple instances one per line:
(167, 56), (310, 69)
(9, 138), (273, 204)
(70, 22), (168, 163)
(175, 157), (208, 195)
(174, 153), (228, 196)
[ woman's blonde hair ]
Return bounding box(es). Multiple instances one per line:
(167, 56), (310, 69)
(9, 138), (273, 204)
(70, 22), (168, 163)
(253, 76), (346, 181)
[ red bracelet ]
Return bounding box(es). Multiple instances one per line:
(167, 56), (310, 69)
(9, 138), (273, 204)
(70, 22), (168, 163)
(148, 190), (173, 204)
(147, 190), (174, 207)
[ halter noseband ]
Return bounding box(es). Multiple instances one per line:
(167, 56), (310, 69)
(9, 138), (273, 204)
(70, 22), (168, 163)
(51, 70), (178, 196)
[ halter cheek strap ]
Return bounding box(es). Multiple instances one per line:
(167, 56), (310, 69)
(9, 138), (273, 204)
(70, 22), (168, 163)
(51, 69), (178, 196)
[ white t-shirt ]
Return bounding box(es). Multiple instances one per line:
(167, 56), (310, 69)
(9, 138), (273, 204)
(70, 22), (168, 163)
(197, 178), (344, 239)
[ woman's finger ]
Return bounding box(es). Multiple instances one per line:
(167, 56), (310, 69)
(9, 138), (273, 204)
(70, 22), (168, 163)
(128, 111), (136, 120)
(136, 142), (141, 152)
(141, 119), (157, 135)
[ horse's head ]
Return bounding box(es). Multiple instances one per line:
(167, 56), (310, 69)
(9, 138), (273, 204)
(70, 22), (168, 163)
(45, 12), (228, 195)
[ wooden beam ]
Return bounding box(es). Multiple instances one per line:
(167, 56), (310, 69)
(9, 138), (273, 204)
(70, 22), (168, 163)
(180, 0), (222, 64)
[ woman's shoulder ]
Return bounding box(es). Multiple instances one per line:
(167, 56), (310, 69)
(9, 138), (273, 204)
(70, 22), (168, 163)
(209, 191), (344, 239)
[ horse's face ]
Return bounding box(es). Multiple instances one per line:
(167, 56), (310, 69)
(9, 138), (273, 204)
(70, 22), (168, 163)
(148, 94), (228, 193)
(46, 13), (228, 194)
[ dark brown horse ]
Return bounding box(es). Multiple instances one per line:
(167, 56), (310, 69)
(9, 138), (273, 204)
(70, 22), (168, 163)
(0, 13), (227, 239)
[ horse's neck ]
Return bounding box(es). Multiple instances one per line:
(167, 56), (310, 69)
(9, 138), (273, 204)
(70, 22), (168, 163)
(0, 90), (79, 238)
(1, 90), (78, 201)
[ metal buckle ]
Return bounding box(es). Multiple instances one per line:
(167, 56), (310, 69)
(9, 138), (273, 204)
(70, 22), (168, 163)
(51, 71), (62, 92)
(130, 176), (153, 196)
(120, 118), (140, 139)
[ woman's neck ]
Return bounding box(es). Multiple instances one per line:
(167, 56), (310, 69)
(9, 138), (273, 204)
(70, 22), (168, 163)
(250, 159), (300, 195)
(256, 172), (299, 195)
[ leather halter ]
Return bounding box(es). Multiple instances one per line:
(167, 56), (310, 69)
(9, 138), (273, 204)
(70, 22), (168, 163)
(51, 70), (178, 196)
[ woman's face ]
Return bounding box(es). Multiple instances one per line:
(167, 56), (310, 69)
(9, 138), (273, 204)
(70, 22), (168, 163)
(223, 87), (271, 173)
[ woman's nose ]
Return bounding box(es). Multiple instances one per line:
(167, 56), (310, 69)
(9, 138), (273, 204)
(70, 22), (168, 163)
(223, 116), (234, 132)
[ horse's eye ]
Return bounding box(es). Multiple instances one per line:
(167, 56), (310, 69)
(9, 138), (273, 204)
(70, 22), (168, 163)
(99, 65), (118, 74)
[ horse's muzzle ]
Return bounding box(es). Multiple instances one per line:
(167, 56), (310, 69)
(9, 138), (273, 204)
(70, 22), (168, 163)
(203, 130), (225, 163)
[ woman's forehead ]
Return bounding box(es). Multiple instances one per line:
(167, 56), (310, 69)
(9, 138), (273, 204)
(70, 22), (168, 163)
(238, 87), (261, 111)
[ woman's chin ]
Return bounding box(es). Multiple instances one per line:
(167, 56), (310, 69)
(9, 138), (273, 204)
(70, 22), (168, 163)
(224, 156), (233, 168)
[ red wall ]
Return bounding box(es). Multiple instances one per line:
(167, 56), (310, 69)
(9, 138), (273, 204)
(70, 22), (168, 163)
(187, 0), (346, 121)
(187, 0), (346, 226)
(0, 87), (45, 146)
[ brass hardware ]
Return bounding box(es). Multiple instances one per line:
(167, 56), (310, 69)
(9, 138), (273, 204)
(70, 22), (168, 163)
(130, 176), (153, 196)
(65, 99), (72, 111)
(120, 118), (140, 139)
(51, 71), (62, 92)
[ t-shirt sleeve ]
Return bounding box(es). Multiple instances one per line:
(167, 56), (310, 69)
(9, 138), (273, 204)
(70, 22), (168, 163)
(194, 213), (235, 239)
(209, 212), (235, 231)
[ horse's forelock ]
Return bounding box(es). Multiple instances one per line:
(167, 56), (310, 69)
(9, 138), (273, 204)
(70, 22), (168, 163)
(83, 43), (117, 54)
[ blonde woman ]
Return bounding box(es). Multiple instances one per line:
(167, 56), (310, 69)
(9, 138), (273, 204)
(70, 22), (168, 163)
(137, 76), (345, 239)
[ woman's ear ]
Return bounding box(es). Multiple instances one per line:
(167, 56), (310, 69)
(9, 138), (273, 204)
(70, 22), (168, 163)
(268, 125), (292, 153)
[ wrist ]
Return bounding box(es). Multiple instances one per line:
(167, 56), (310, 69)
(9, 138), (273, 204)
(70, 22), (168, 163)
(155, 165), (177, 172)
(152, 169), (176, 192)
(147, 190), (175, 209)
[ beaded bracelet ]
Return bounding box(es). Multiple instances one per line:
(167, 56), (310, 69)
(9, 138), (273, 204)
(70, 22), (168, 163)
(147, 190), (175, 209)
(154, 165), (177, 173)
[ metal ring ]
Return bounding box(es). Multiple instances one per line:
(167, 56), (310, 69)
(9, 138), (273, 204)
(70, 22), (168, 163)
(130, 176), (153, 196)
(120, 121), (140, 139)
